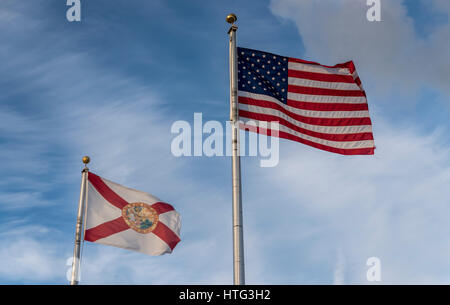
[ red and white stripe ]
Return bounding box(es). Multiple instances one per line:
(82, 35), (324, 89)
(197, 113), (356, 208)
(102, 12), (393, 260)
(238, 58), (375, 155)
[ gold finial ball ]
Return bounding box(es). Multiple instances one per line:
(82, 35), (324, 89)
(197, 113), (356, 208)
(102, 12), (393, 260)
(82, 156), (90, 164)
(226, 13), (237, 24)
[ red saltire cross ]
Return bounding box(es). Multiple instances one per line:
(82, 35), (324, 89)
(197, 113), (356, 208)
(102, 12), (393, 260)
(84, 172), (180, 250)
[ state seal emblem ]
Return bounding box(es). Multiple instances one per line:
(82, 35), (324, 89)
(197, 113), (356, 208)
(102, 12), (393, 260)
(122, 202), (159, 234)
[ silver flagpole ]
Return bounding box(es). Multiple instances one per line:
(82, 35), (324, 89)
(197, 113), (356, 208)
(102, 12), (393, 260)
(227, 13), (245, 285)
(70, 156), (90, 285)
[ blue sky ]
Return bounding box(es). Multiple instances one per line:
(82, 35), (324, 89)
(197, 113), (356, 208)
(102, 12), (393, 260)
(1, 0), (450, 284)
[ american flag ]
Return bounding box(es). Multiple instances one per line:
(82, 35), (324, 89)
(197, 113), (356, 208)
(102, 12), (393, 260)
(237, 47), (375, 155)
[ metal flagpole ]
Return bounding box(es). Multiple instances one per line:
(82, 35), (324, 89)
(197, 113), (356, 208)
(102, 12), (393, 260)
(70, 156), (90, 285)
(227, 13), (245, 285)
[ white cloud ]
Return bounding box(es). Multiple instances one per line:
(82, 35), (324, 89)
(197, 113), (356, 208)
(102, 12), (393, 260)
(269, 0), (450, 98)
(2, 0), (450, 285)
(0, 223), (67, 283)
(79, 237), (231, 284)
(242, 113), (450, 283)
(0, 239), (62, 281)
(333, 248), (345, 284)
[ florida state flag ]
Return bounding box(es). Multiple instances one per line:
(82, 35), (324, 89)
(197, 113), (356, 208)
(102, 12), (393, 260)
(84, 172), (181, 255)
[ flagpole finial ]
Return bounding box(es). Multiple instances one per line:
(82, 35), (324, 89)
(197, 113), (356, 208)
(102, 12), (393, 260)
(226, 13), (237, 24)
(82, 156), (90, 165)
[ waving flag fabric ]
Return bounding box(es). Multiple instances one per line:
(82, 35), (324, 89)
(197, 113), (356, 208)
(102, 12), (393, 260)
(237, 47), (375, 155)
(84, 172), (181, 256)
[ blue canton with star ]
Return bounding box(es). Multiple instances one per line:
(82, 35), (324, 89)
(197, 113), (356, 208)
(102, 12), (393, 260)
(237, 47), (289, 104)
